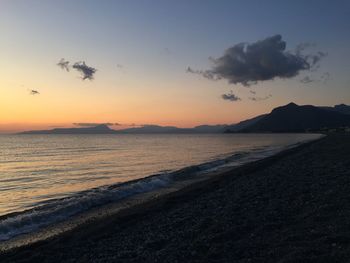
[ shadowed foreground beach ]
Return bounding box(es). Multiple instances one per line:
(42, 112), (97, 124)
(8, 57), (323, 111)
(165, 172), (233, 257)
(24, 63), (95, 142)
(2, 133), (350, 262)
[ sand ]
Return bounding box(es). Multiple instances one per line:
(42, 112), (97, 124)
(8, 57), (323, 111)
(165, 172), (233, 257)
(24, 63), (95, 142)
(1, 133), (350, 262)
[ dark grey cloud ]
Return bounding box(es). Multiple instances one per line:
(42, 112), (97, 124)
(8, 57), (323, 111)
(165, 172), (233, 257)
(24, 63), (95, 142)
(72, 61), (97, 80)
(57, 58), (70, 71)
(57, 59), (97, 81)
(221, 91), (241, 102)
(187, 35), (326, 86)
(249, 94), (272, 101)
(73, 123), (120, 127)
(29, 89), (40, 95)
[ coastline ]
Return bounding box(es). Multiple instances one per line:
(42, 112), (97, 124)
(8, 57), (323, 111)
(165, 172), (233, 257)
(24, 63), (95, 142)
(0, 134), (320, 248)
(3, 133), (350, 262)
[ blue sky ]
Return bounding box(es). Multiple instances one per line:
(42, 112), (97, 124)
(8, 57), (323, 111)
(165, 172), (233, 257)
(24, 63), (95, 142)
(1, 0), (350, 131)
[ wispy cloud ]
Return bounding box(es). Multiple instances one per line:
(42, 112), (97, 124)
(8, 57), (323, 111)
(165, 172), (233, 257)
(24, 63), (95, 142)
(163, 47), (173, 55)
(221, 91), (241, 102)
(300, 76), (314, 84)
(300, 72), (330, 84)
(187, 35), (327, 86)
(249, 94), (272, 101)
(321, 72), (330, 83)
(186, 66), (219, 80)
(57, 58), (70, 71)
(295, 42), (316, 55)
(29, 89), (40, 95)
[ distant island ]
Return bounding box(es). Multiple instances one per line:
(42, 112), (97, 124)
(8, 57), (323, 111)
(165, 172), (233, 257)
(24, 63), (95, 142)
(20, 103), (350, 134)
(20, 124), (118, 134)
(19, 124), (229, 134)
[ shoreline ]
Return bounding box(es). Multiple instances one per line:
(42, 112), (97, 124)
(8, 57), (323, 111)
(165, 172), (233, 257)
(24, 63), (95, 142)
(0, 134), (325, 254)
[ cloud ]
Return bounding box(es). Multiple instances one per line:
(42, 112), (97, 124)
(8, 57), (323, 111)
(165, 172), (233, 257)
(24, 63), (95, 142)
(186, 67), (218, 80)
(249, 94), (272, 101)
(57, 59), (97, 81)
(117, 64), (123, 69)
(164, 48), (172, 55)
(295, 42), (316, 55)
(72, 61), (97, 80)
(300, 76), (314, 83)
(73, 123), (120, 127)
(321, 72), (330, 83)
(29, 89), (40, 95)
(300, 72), (330, 84)
(57, 58), (70, 71)
(221, 91), (241, 102)
(187, 35), (326, 86)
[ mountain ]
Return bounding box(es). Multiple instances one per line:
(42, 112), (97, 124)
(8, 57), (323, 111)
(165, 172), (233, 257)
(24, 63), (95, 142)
(20, 124), (229, 134)
(20, 103), (350, 134)
(224, 114), (267, 132)
(241, 102), (350, 132)
(118, 124), (228, 133)
(20, 124), (117, 134)
(191, 125), (228, 133)
(116, 125), (180, 134)
(320, 104), (350, 115)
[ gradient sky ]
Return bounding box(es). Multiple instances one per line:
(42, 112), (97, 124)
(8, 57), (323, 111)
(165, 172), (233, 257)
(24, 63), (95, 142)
(1, 0), (350, 132)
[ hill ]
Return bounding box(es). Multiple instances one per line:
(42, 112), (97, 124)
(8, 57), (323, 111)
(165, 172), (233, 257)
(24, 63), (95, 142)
(320, 104), (350, 115)
(241, 102), (350, 132)
(225, 114), (267, 132)
(19, 124), (228, 134)
(19, 103), (350, 134)
(20, 124), (117, 134)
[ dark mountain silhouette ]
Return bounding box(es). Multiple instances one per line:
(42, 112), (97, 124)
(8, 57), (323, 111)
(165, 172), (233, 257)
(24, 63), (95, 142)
(117, 125), (180, 134)
(20, 124), (117, 134)
(19, 103), (350, 134)
(20, 124), (229, 134)
(225, 114), (267, 132)
(118, 124), (228, 133)
(191, 125), (228, 133)
(241, 102), (350, 132)
(320, 104), (350, 115)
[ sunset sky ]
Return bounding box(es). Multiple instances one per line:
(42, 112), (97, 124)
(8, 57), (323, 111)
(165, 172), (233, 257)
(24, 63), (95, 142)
(1, 0), (350, 133)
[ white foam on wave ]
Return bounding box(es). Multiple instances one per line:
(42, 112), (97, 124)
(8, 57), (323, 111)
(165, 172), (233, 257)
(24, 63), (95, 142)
(0, 142), (307, 241)
(0, 174), (173, 241)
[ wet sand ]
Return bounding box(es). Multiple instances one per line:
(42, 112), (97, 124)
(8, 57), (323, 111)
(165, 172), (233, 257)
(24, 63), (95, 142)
(1, 133), (350, 262)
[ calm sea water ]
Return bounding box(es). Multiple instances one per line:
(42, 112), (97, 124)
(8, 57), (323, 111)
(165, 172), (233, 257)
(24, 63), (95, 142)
(0, 133), (321, 241)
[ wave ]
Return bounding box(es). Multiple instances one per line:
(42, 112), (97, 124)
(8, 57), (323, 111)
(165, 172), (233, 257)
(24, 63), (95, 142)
(0, 142), (304, 242)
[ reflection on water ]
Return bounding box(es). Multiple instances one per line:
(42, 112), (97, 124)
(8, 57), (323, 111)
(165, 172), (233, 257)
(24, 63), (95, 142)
(0, 133), (320, 216)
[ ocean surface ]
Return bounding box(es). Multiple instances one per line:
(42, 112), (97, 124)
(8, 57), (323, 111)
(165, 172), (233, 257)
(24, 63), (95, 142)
(0, 133), (321, 241)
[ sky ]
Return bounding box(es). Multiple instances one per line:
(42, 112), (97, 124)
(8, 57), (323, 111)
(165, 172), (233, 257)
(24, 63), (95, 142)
(1, 0), (350, 132)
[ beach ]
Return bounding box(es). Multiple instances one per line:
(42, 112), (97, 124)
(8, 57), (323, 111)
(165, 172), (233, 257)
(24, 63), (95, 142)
(1, 133), (350, 262)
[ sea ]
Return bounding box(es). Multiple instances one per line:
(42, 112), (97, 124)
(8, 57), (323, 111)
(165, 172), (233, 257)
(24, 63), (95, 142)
(0, 133), (322, 242)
